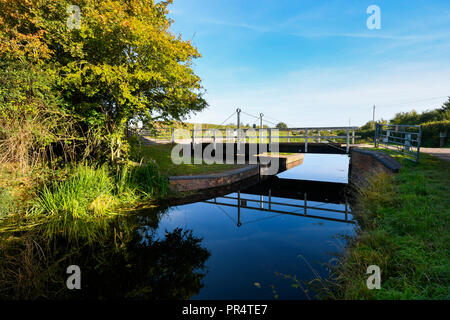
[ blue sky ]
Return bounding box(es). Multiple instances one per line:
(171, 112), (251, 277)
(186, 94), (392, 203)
(167, 0), (450, 127)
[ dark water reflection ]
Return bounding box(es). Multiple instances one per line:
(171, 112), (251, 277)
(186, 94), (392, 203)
(0, 209), (210, 299)
(0, 154), (355, 300)
(159, 154), (354, 299)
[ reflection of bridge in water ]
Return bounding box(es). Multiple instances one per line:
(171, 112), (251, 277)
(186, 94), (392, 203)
(203, 177), (354, 226)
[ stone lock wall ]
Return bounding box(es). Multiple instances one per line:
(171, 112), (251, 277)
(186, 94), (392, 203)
(349, 148), (401, 187)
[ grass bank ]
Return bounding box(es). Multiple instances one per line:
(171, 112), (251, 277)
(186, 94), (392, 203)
(330, 151), (449, 299)
(0, 161), (169, 241)
(130, 140), (243, 176)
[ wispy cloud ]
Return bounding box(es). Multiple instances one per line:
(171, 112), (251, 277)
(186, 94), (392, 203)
(289, 31), (418, 40)
(287, 31), (450, 45)
(198, 19), (271, 32)
(185, 18), (450, 43)
(168, 0), (450, 126)
(193, 61), (450, 127)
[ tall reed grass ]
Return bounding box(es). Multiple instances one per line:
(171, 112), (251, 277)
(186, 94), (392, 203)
(29, 162), (169, 241)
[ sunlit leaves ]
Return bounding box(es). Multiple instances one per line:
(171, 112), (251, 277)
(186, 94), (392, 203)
(1, 0), (207, 163)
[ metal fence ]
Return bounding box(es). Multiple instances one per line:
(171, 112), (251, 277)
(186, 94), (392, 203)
(374, 124), (422, 162)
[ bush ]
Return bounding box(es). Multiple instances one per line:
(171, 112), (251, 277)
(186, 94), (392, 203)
(128, 162), (169, 198)
(391, 108), (447, 125)
(359, 129), (376, 141)
(420, 120), (450, 147)
(115, 160), (169, 200)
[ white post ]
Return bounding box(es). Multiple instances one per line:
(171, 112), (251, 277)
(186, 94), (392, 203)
(405, 133), (411, 152)
(318, 130), (321, 143)
(346, 129), (350, 153)
(213, 130), (217, 150)
(259, 113), (264, 142)
(171, 128), (175, 143)
(191, 129), (195, 145)
(237, 108), (241, 129)
(305, 129), (308, 153)
(287, 130), (290, 143)
(269, 129), (272, 152)
(352, 129), (355, 144)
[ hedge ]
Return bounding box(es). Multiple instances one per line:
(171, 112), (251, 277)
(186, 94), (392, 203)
(420, 120), (450, 147)
(358, 129), (375, 141)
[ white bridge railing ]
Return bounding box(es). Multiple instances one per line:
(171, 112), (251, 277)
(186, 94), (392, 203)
(191, 127), (359, 153)
(135, 126), (360, 153)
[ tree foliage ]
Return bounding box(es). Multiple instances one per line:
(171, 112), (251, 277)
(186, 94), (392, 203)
(275, 122), (288, 129)
(0, 0), (207, 165)
(440, 97), (450, 117)
(390, 98), (450, 125)
(360, 119), (388, 130)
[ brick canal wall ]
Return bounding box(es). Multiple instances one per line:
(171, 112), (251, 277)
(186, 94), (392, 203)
(168, 165), (260, 192)
(349, 148), (401, 187)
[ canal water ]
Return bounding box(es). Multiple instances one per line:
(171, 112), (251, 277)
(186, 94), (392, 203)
(0, 153), (356, 300)
(156, 153), (355, 299)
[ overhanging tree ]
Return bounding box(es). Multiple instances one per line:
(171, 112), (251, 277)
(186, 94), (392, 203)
(0, 0), (207, 164)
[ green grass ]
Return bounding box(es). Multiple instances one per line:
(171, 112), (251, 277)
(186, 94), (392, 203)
(31, 162), (169, 240)
(0, 187), (17, 218)
(329, 151), (449, 299)
(0, 161), (169, 241)
(0, 163), (44, 220)
(29, 165), (119, 240)
(130, 142), (243, 176)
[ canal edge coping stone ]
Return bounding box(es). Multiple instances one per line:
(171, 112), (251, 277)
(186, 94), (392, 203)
(168, 164), (260, 192)
(350, 147), (402, 173)
(349, 147), (402, 188)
